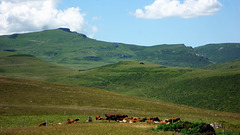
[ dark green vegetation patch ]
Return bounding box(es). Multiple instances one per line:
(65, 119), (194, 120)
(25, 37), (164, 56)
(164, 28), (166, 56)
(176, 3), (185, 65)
(154, 121), (215, 134)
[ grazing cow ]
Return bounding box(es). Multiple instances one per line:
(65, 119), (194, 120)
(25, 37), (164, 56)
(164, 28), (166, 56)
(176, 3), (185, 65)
(66, 118), (79, 124)
(167, 118), (180, 123)
(95, 115), (106, 120)
(160, 120), (169, 124)
(129, 119), (136, 123)
(66, 119), (72, 124)
(147, 117), (161, 123)
(123, 118), (129, 123)
(73, 118), (79, 123)
(99, 118), (106, 120)
(95, 115), (101, 120)
(105, 114), (128, 121)
(149, 116), (160, 121)
(137, 118), (147, 122)
(38, 122), (46, 127)
(105, 114), (116, 121)
(85, 116), (92, 122)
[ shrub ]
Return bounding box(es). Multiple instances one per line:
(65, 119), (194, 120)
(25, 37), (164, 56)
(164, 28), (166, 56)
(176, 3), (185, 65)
(155, 121), (215, 134)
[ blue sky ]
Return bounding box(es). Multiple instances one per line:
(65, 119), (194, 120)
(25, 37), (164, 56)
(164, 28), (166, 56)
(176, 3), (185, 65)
(0, 0), (240, 47)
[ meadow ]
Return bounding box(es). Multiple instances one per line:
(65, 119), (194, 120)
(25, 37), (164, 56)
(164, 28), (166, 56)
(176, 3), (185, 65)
(0, 77), (240, 133)
(0, 51), (240, 134)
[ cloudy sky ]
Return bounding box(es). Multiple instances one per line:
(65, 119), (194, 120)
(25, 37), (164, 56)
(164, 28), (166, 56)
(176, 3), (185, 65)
(0, 0), (239, 47)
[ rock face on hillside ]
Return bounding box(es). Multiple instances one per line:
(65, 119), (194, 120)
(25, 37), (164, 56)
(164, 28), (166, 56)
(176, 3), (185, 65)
(59, 28), (72, 32)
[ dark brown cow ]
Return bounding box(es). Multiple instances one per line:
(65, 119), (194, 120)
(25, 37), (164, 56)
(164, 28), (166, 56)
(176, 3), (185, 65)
(38, 122), (46, 127)
(149, 116), (160, 121)
(116, 114), (128, 119)
(137, 118), (147, 122)
(147, 117), (161, 123)
(73, 118), (79, 123)
(105, 114), (116, 121)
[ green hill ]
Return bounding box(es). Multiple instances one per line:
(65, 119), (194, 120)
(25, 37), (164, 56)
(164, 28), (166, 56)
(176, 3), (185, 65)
(55, 61), (240, 113)
(203, 59), (240, 70)
(195, 43), (240, 63)
(0, 28), (211, 69)
(0, 51), (75, 80)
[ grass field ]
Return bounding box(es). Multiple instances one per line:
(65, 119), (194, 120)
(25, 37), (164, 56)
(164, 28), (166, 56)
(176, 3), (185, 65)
(0, 77), (239, 133)
(0, 122), (168, 135)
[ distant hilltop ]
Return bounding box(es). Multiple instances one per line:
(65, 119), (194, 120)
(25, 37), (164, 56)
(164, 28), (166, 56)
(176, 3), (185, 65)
(0, 28), (239, 70)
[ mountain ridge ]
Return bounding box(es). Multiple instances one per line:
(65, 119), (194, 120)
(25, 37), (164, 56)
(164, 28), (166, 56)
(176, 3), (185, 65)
(0, 28), (211, 69)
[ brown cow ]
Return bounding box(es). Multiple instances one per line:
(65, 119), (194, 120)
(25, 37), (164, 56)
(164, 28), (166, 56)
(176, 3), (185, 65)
(95, 115), (106, 120)
(66, 118), (79, 124)
(38, 122), (46, 127)
(66, 119), (72, 124)
(95, 115), (101, 120)
(147, 117), (161, 123)
(167, 118), (180, 123)
(129, 119), (137, 123)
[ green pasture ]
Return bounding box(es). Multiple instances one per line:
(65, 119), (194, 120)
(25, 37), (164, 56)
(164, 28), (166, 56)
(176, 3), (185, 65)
(0, 77), (239, 132)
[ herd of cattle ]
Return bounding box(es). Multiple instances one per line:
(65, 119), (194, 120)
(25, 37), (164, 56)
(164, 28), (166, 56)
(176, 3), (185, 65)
(38, 114), (181, 127)
(96, 114), (180, 124)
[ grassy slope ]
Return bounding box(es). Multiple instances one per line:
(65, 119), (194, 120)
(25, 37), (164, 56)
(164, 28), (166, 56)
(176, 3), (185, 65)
(1, 52), (239, 113)
(195, 43), (240, 63)
(0, 28), (211, 69)
(203, 59), (240, 71)
(0, 51), (76, 80)
(55, 61), (240, 113)
(0, 77), (239, 131)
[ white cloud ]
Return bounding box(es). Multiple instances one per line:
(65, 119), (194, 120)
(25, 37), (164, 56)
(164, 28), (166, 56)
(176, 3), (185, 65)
(0, 0), (96, 36)
(134, 0), (223, 19)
